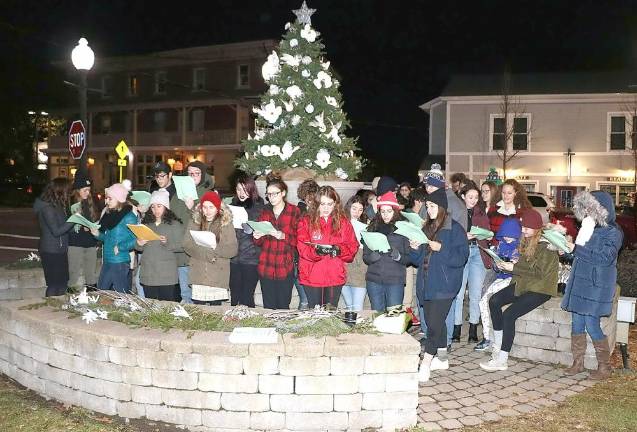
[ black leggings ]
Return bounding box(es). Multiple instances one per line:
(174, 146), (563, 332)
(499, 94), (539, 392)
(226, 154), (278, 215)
(143, 284), (181, 302)
(422, 298), (454, 355)
(489, 283), (551, 352)
(260, 274), (294, 309)
(41, 252), (69, 297)
(305, 286), (342, 308)
(229, 262), (259, 307)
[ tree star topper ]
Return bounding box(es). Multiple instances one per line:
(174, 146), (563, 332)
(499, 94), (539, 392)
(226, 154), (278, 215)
(293, 1), (316, 25)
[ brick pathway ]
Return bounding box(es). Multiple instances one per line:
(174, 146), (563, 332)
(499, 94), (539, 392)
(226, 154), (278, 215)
(416, 339), (595, 430)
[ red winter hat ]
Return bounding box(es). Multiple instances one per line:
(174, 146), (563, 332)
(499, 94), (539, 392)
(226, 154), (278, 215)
(376, 191), (400, 209)
(200, 191), (221, 211)
(520, 208), (543, 229)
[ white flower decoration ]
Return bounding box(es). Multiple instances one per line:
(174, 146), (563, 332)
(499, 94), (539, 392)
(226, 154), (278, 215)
(280, 54), (301, 67)
(261, 145), (281, 157)
(285, 22), (291, 30)
(321, 60), (330, 70)
(82, 309), (98, 324)
(265, 168), (272, 175)
(305, 104), (315, 114)
(289, 38), (298, 47)
(314, 148), (332, 169)
(286, 85), (303, 99)
(302, 69), (311, 78)
(335, 168), (348, 180)
(325, 96), (338, 107)
(291, 115), (301, 126)
(280, 141), (300, 161)
(269, 85), (280, 95)
(257, 100), (283, 124)
(300, 24), (317, 42)
(283, 100), (294, 112)
(96, 309), (108, 320)
(88, 295), (99, 304)
(292, 163), (298, 168)
(326, 126), (341, 144)
(318, 71), (332, 88)
(301, 56), (312, 65)
(261, 51), (280, 81)
(309, 112), (327, 132)
(254, 128), (266, 141)
(171, 305), (192, 320)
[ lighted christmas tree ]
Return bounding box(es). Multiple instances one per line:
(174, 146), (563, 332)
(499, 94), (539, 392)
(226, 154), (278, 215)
(236, 1), (362, 180)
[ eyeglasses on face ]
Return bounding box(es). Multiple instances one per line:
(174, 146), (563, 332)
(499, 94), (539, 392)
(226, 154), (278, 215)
(265, 191), (281, 198)
(155, 173), (168, 179)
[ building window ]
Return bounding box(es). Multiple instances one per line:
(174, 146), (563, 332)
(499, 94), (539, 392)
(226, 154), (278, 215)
(153, 111), (167, 132)
(154, 71), (167, 95)
(100, 115), (111, 134)
(191, 109), (205, 132)
(193, 68), (206, 92)
(136, 153), (164, 187)
(610, 115), (626, 150)
(519, 182), (536, 193)
(490, 114), (530, 151)
(237, 64), (250, 88)
(128, 74), (139, 97)
(599, 183), (634, 206)
(101, 76), (112, 98)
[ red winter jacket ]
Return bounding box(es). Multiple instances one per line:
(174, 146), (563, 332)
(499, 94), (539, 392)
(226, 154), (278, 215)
(297, 214), (359, 288)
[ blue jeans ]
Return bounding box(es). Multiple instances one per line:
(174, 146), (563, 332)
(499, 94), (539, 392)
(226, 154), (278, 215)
(135, 265), (145, 298)
(341, 285), (366, 311)
(294, 264), (308, 306)
(178, 266), (192, 304)
(98, 262), (131, 293)
(367, 281), (404, 312)
(572, 312), (605, 341)
(453, 244), (486, 325)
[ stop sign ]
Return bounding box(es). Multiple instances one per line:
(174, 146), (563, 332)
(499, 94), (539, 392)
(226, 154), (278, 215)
(68, 120), (86, 160)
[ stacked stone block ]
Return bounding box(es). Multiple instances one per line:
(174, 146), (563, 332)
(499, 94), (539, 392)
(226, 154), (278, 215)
(0, 268), (46, 301)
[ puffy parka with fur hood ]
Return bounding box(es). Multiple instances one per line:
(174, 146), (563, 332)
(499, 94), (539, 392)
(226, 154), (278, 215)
(561, 191), (623, 317)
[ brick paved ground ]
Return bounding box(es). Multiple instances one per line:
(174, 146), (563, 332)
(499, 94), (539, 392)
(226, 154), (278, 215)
(416, 337), (596, 430)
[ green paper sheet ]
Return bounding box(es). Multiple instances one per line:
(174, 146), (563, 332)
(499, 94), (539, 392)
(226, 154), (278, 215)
(131, 191), (151, 207)
(479, 245), (504, 263)
(351, 219), (367, 242)
(470, 226), (494, 240)
(360, 231), (391, 253)
(66, 214), (100, 230)
(247, 220), (276, 234)
(70, 202), (81, 214)
(394, 221), (429, 244)
(222, 196), (233, 205)
(173, 175), (198, 201)
(542, 229), (570, 253)
(400, 211), (425, 227)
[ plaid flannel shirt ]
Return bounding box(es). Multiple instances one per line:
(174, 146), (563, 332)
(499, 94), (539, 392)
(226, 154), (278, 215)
(254, 202), (300, 280)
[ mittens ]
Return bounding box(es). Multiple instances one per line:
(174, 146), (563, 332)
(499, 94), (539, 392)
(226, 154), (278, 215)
(575, 216), (595, 246)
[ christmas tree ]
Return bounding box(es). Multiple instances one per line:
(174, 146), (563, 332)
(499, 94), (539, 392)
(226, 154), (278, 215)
(235, 1), (362, 180)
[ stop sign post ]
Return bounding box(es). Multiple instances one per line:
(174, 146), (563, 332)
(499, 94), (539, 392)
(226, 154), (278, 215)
(68, 120), (86, 160)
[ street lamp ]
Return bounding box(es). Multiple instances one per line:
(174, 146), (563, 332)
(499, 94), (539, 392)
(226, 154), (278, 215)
(71, 37), (94, 175)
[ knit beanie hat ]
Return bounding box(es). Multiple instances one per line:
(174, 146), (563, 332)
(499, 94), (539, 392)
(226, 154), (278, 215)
(376, 176), (398, 195)
(105, 183), (129, 204)
(496, 217), (522, 240)
(376, 191), (400, 209)
(72, 171), (92, 190)
(425, 188), (448, 210)
(187, 160), (207, 174)
(201, 191), (222, 211)
(425, 163), (445, 189)
(149, 190), (170, 209)
(519, 208), (543, 230)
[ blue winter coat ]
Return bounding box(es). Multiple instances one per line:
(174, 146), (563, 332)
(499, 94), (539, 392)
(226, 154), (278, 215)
(561, 191), (623, 317)
(410, 217), (469, 301)
(96, 210), (138, 264)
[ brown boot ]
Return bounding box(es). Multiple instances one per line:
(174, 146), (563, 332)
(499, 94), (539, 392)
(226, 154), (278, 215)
(564, 333), (587, 375)
(589, 337), (612, 380)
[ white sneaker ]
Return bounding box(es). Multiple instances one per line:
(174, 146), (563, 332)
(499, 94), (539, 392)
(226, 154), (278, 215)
(418, 362), (431, 382)
(480, 357), (508, 372)
(430, 356), (449, 371)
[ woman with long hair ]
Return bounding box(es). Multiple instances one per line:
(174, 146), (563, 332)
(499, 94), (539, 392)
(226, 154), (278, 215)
(480, 208), (558, 371)
(487, 179), (532, 235)
(480, 181), (500, 211)
(184, 191), (238, 305)
(297, 186), (359, 308)
(33, 177), (75, 296)
(90, 183), (137, 293)
(228, 174), (264, 307)
(293, 178), (319, 309)
(561, 191), (623, 379)
(450, 181), (491, 343)
(67, 172), (99, 289)
(411, 189), (469, 382)
(135, 190), (184, 301)
(341, 194), (368, 311)
(252, 174), (300, 309)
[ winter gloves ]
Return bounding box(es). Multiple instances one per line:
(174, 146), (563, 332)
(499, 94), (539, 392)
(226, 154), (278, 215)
(575, 216), (595, 246)
(315, 244), (341, 257)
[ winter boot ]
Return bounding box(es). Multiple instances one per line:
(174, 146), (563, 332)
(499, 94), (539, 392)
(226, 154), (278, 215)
(564, 333), (587, 375)
(589, 337), (612, 380)
(468, 323), (479, 343)
(451, 325), (461, 342)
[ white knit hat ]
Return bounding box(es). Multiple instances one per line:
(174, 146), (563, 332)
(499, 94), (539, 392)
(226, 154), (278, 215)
(149, 190), (170, 209)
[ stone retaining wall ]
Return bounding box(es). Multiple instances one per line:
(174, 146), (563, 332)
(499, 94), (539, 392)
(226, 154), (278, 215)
(510, 287), (619, 369)
(0, 268), (46, 301)
(0, 300), (419, 431)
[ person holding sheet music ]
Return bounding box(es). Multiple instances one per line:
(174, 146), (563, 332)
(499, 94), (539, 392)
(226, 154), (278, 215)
(410, 189), (469, 382)
(229, 174), (265, 308)
(341, 194), (369, 311)
(90, 183), (138, 293)
(362, 192), (412, 312)
(134, 190), (184, 302)
(183, 191), (238, 305)
(252, 174), (300, 309)
(297, 186), (359, 308)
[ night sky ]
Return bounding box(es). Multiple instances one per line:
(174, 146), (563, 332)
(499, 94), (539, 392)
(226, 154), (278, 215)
(3, 0), (637, 181)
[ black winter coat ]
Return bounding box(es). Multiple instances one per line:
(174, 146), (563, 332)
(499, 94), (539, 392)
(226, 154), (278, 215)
(33, 198), (75, 254)
(230, 197), (265, 266)
(362, 222), (412, 285)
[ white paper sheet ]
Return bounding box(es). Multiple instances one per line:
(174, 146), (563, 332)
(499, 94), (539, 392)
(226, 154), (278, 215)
(189, 230), (217, 249)
(228, 205), (249, 229)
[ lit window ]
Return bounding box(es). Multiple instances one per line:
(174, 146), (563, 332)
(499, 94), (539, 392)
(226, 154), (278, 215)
(238, 64), (250, 88)
(128, 75), (139, 97)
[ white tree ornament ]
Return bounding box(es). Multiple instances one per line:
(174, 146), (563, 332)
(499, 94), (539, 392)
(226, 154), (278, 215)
(305, 104), (315, 113)
(309, 112), (327, 132)
(280, 141), (300, 160)
(335, 168), (348, 179)
(258, 100), (283, 124)
(289, 38), (299, 47)
(325, 96), (338, 107)
(261, 51), (280, 81)
(315, 148), (332, 169)
(286, 85), (303, 99)
(281, 54), (301, 67)
(300, 24), (317, 42)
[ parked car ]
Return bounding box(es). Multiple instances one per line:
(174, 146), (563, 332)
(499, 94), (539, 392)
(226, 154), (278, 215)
(550, 206), (636, 249)
(527, 192), (555, 224)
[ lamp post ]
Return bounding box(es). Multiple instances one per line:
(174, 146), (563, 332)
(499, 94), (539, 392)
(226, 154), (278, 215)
(71, 38), (94, 175)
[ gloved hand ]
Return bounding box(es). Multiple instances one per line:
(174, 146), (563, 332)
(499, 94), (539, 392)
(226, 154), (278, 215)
(389, 247), (401, 261)
(315, 244), (332, 256)
(575, 216), (595, 246)
(330, 245), (341, 257)
(241, 223), (253, 235)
